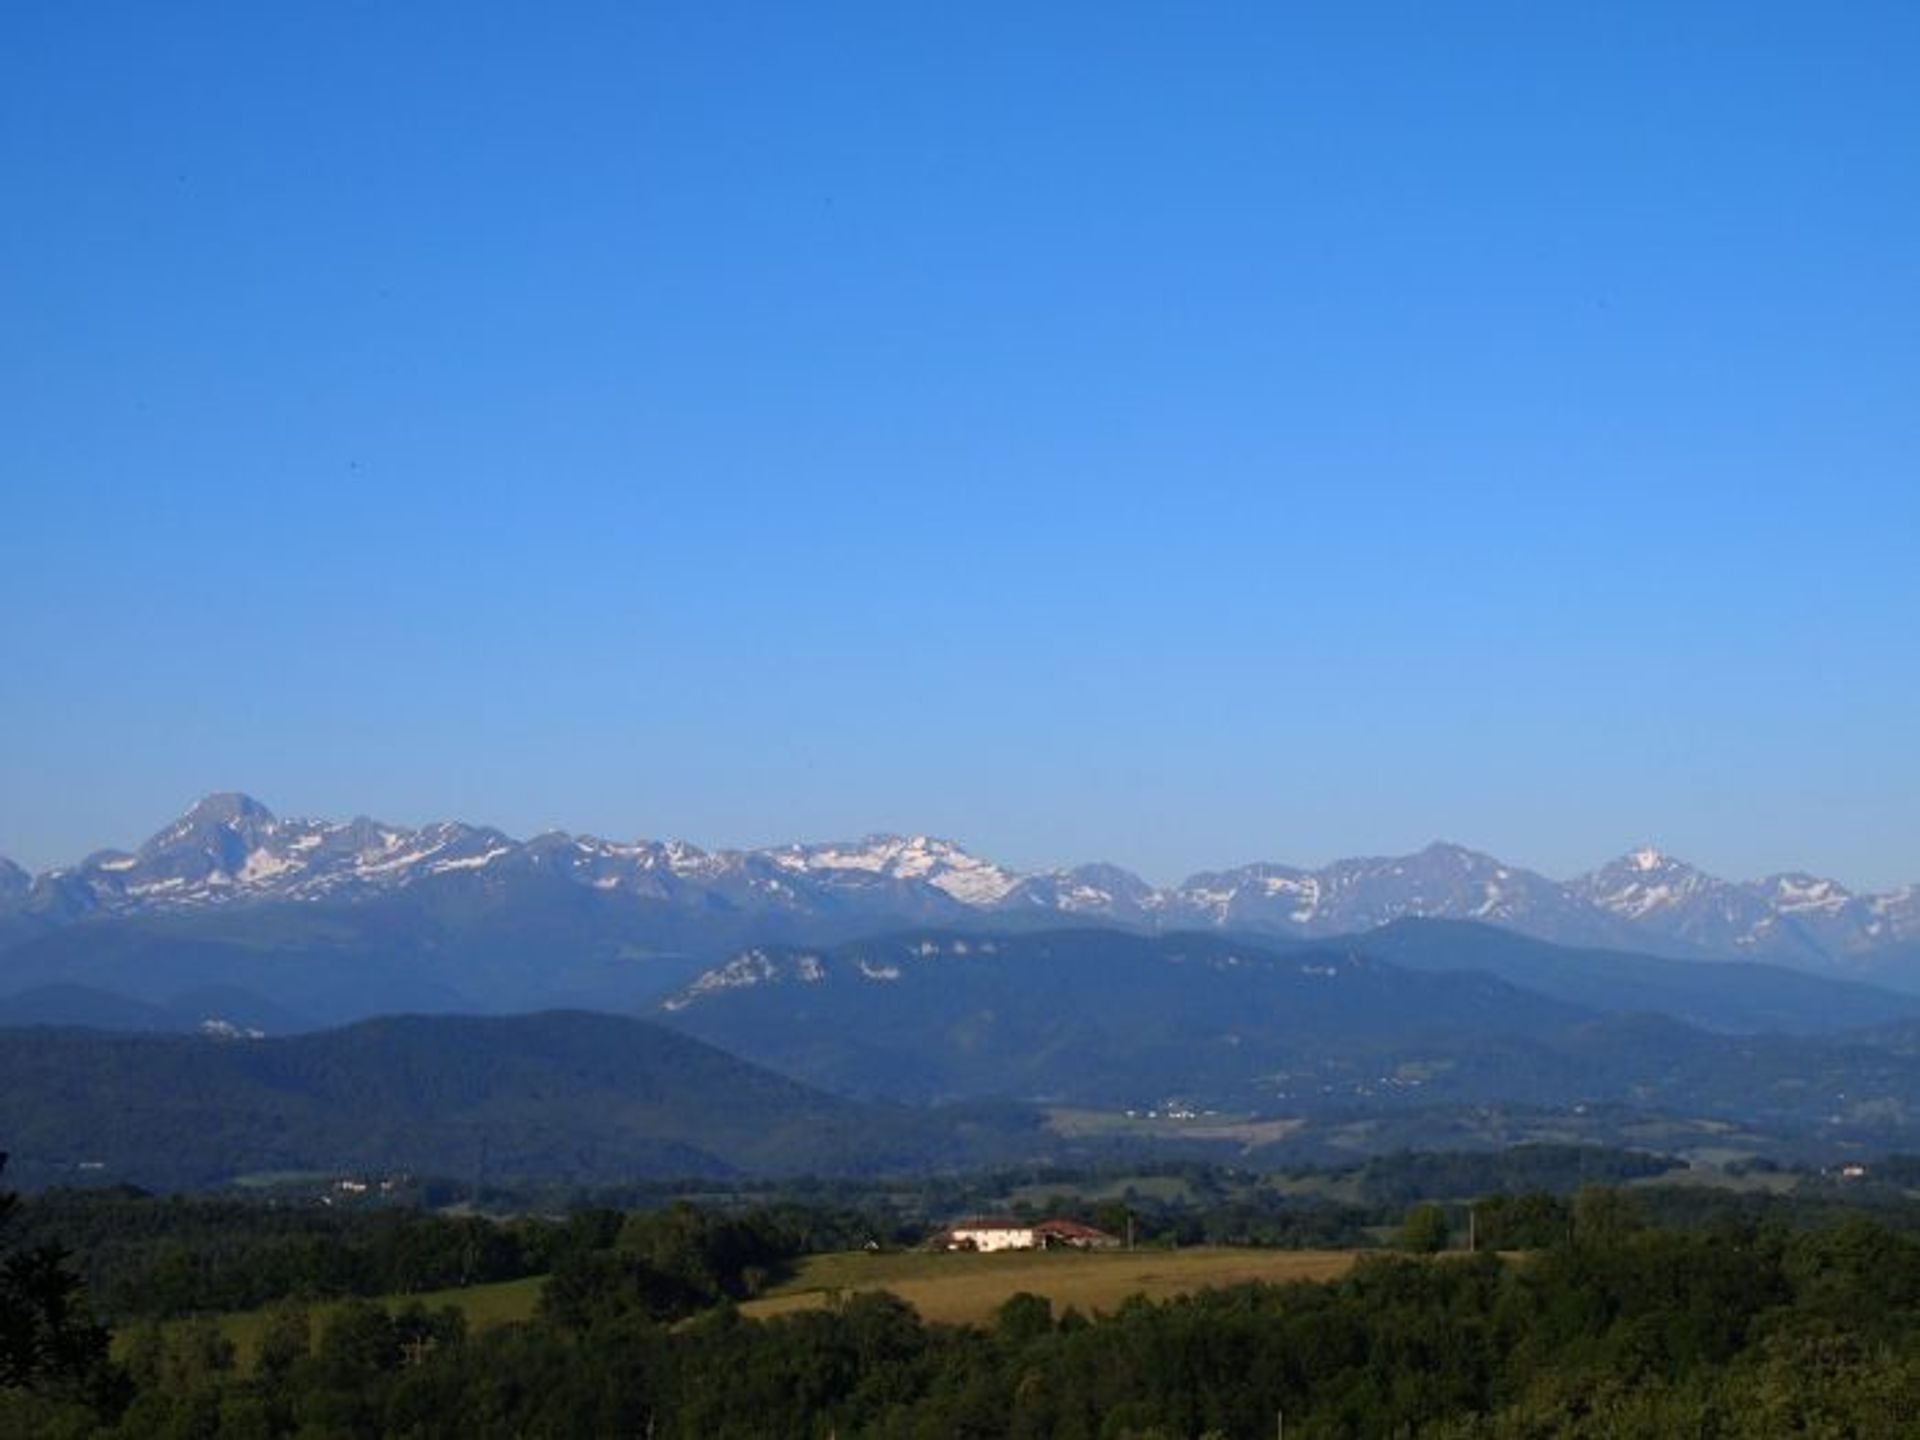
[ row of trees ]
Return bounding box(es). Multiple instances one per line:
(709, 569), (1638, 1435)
(1398, 1185), (1649, 1253)
(6, 1186), (565, 1320)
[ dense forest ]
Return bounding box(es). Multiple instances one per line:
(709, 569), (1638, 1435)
(12, 1151), (1920, 1436)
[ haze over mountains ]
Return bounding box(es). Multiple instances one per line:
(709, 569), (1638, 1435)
(11, 795), (1920, 1186)
(4, 793), (1917, 973)
(658, 929), (1920, 1146)
(12, 928), (1920, 1188)
(0, 1011), (1039, 1189)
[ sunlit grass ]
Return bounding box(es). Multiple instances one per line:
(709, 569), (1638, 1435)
(743, 1246), (1362, 1327)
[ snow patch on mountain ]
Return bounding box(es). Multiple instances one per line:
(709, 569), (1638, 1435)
(774, 834), (1020, 905)
(6, 793), (1918, 973)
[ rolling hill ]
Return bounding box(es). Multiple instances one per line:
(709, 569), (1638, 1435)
(0, 1011), (1042, 1190)
(658, 928), (1920, 1145)
(657, 928), (1592, 1106)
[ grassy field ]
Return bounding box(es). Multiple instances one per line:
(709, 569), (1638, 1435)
(742, 1247), (1361, 1327)
(117, 1275), (547, 1373)
(128, 1247), (1364, 1368)
(1042, 1107), (1306, 1148)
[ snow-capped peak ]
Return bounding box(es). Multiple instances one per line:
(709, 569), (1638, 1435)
(775, 833), (1021, 905)
(142, 791), (276, 846)
(1759, 872), (1855, 914)
(6, 796), (1917, 970)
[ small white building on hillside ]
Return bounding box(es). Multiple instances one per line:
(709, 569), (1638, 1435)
(944, 1218), (1035, 1253)
(933, 1217), (1121, 1252)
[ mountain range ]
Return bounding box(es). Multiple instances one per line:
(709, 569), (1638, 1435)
(11, 795), (1920, 1185)
(3, 793), (1917, 975)
(11, 941), (1920, 1189)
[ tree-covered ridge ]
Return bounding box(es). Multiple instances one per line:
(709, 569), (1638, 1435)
(7, 1190), (558, 1321)
(658, 929), (1920, 1142)
(0, 1012), (1046, 1189)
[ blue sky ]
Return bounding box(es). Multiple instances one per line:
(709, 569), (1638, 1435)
(3, 3), (1917, 887)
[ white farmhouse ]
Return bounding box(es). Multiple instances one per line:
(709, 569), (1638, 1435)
(945, 1218), (1036, 1252)
(933, 1216), (1121, 1252)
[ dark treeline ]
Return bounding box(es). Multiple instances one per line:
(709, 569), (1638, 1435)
(546, 1145), (1920, 1250)
(9, 1189), (554, 1320)
(18, 1143), (1920, 1329)
(9, 1188), (906, 1325)
(514, 1145), (1686, 1214)
(518, 1144), (1683, 1246)
(15, 1192), (1920, 1436)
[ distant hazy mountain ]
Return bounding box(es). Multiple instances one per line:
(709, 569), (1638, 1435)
(0, 983), (181, 1032)
(1348, 919), (1920, 1035)
(658, 928), (1920, 1145)
(1571, 847), (1920, 968)
(12, 949), (1920, 1191)
(1, 793), (984, 931)
(1165, 843), (1651, 951)
(3, 794), (1917, 980)
(659, 928), (1590, 1107)
(0, 1011), (1039, 1190)
(1000, 862), (1166, 924)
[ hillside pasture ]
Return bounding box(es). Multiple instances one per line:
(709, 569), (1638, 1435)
(742, 1246), (1361, 1327)
(129, 1248), (1366, 1372)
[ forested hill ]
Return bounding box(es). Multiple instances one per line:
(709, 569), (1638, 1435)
(656, 930), (1920, 1143)
(659, 928), (1590, 1106)
(0, 1012), (1039, 1190)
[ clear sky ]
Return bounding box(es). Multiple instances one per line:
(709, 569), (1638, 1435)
(3, 3), (1916, 888)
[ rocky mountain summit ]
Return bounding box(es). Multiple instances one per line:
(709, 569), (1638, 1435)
(3, 794), (1915, 970)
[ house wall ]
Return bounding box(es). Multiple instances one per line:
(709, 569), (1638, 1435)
(952, 1226), (1036, 1253)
